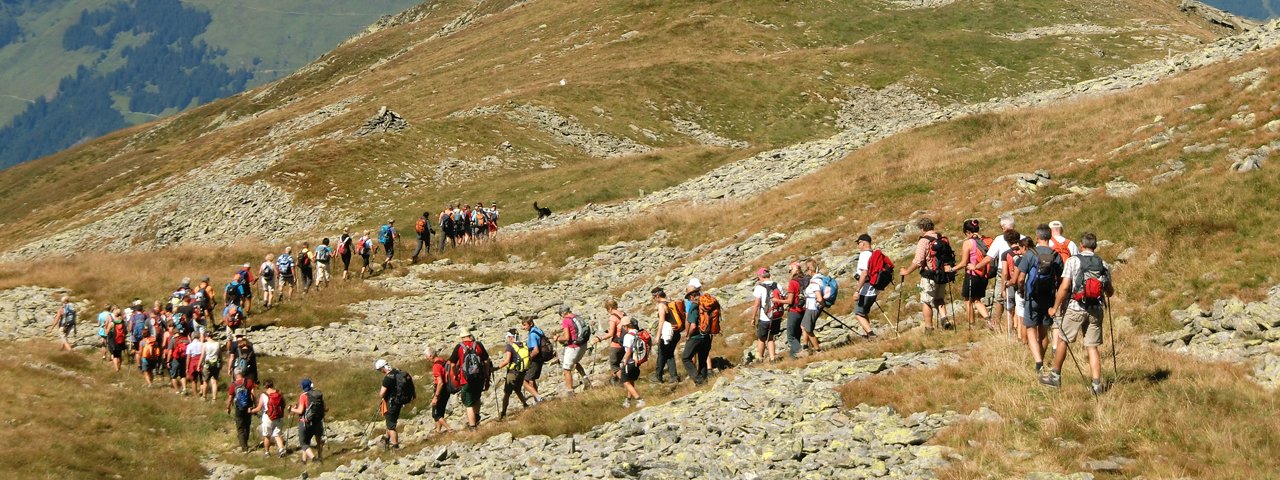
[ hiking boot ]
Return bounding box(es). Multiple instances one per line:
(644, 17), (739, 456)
(1039, 372), (1061, 389)
(622, 398), (631, 408)
(1091, 381), (1106, 395)
(636, 399), (646, 408)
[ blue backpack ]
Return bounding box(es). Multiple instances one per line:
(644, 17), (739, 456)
(818, 275), (839, 308)
(379, 225), (393, 244)
(1024, 248), (1062, 300)
(233, 381), (252, 411)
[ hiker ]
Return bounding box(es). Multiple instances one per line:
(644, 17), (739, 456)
(1014, 224), (1066, 377)
(450, 328), (492, 428)
(252, 379), (288, 457)
(597, 299), (628, 385)
(165, 324), (190, 394)
(426, 345), (452, 433)
(556, 306), (591, 393)
(97, 304), (114, 361)
(201, 329), (221, 401)
(650, 288), (682, 382)
(229, 334), (259, 383)
(438, 205), (455, 252)
(748, 268), (783, 362)
(851, 234), (886, 338)
(471, 202), (488, 242)
(290, 378), (326, 463)
(226, 369), (257, 452)
(1042, 232), (1114, 393)
(488, 202), (500, 238)
(197, 277), (217, 320)
(51, 295), (77, 351)
(277, 247), (296, 301)
(357, 230), (375, 278)
(974, 215), (1023, 335)
(954, 219), (993, 330)
(681, 281), (715, 385)
(259, 254), (277, 309)
(126, 300), (144, 360)
(338, 229), (354, 281)
(375, 359), (412, 448)
(459, 204), (473, 245)
(222, 300), (246, 335)
(186, 327), (206, 397)
(520, 317), (547, 403)
(899, 218), (954, 331)
(315, 238), (333, 290)
(802, 263), (824, 353)
(106, 307), (127, 371)
(493, 329), (530, 420)
(411, 211), (434, 263)
(379, 219), (399, 271)
(780, 262), (807, 358)
(299, 241), (316, 294)
(1048, 220), (1079, 262)
(1008, 237), (1033, 343)
(619, 321), (645, 408)
(138, 329), (161, 387)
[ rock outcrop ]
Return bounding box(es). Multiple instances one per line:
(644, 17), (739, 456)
(356, 106), (410, 136)
(1153, 286), (1280, 388)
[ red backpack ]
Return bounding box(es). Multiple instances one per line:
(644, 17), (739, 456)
(266, 391), (284, 420)
(970, 237), (997, 279)
(761, 283), (785, 321)
(112, 320), (127, 345)
(171, 335), (189, 359)
(866, 250), (896, 290)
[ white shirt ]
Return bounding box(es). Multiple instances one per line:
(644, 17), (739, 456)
(186, 340), (204, 358)
(260, 393), (272, 422)
(752, 281), (779, 323)
(855, 250), (877, 297)
(659, 319), (674, 342)
(986, 232), (1028, 270)
(202, 339), (220, 363)
(621, 329), (638, 365)
(804, 277), (822, 311)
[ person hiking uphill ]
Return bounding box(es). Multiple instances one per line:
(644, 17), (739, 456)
(493, 329), (530, 420)
(229, 334), (259, 383)
(1047, 220), (1079, 262)
(520, 317), (548, 404)
(298, 241), (316, 294)
(96, 304), (114, 361)
(338, 229), (354, 281)
(277, 247), (296, 301)
(51, 295), (77, 352)
(448, 328), (492, 428)
(802, 263), (824, 354)
(425, 345), (453, 433)
(850, 233), (886, 339)
(619, 321), (646, 408)
(650, 288), (682, 383)
(780, 262), (807, 358)
(259, 255), (277, 309)
(1014, 224), (1065, 377)
(315, 238), (333, 290)
(379, 219), (399, 271)
(899, 218), (954, 331)
(252, 379), (288, 457)
(411, 211), (434, 264)
(596, 299), (628, 385)
(375, 359), (414, 448)
(225, 369), (257, 452)
(357, 230), (376, 279)
(953, 219), (993, 330)
(747, 268), (783, 363)
(681, 280), (718, 385)
(290, 378), (326, 464)
(556, 306), (591, 394)
(974, 216), (1024, 336)
(201, 329), (221, 401)
(1041, 232), (1114, 394)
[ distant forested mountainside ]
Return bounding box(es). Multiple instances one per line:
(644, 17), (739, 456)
(0, 0), (419, 169)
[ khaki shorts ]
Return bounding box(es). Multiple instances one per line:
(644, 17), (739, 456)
(1059, 307), (1104, 347)
(919, 277), (946, 307)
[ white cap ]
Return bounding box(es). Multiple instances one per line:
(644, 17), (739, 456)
(374, 359), (388, 371)
(1049, 220), (1064, 229)
(687, 278), (702, 289)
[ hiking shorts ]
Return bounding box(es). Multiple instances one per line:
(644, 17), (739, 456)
(919, 278), (946, 307)
(317, 262), (331, 282)
(962, 274), (989, 301)
(524, 360), (544, 381)
(260, 417), (283, 438)
(608, 346), (624, 372)
(1060, 307), (1104, 347)
(755, 319), (781, 341)
(58, 324), (75, 344)
(109, 342), (126, 358)
(170, 358), (185, 379)
(801, 309), (819, 334)
(504, 371), (524, 392)
(281, 275), (295, 286)
(384, 401), (402, 430)
(141, 358), (159, 373)
(186, 357), (202, 378)
(300, 420), (324, 447)
(204, 362), (221, 380)
(621, 363), (640, 382)
(460, 382), (481, 407)
(561, 345), (584, 371)
(855, 294), (877, 318)
(431, 391), (450, 420)
(1023, 298), (1053, 328)
(261, 279), (274, 293)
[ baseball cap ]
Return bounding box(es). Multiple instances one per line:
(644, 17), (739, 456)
(1049, 220), (1063, 229)
(856, 233), (872, 243)
(374, 359), (388, 370)
(300, 378), (313, 391)
(756, 267), (769, 277)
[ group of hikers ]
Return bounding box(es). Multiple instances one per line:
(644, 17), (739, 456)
(45, 210), (1116, 459)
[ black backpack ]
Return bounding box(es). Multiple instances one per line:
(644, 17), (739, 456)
(921, 235), (956, 284)
(302, 390), (326, 423)
(532, 326), (555, 362)
(392, 369), (416, 404)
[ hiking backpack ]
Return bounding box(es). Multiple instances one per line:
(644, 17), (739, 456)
(261, 263), (276, 282)
(867, 250), (896, 290)
(531, 326), (555, 362)
(921, 235), (957, 284)
(266, 391), (285, 420)
(379, 225), (393, 244)
(567, 315), (592, 346)
(141, 339), (162, 360)
(760, 283), (785, 322)
(233, 381), (253, 411)
(458, 343), (486, 387)
(696, 294), (722, 335)
(299, 252), (312, 268)
(337, 237), (350, 256)
(444, 362), (462, 394)
(392, 369), (417, 404)
(224, 307), (244, 329)
(817, 274), (839, 307)
(59, 304), (77, 328)
(302, 390), (326, 423)
(509, 343), (530, 373)
(442, 214), (455, 233)
(316, 246), (331, 262)
(415, 218), (427, 235)
(112, 319), (127, 345)
(632, 330), (652, 366)
(1024, 248), (1062, 299)
(172, 335), (190, 360)
(1049, 237), (1072, 262)
(1071, 255), (1109, 307)
(971, 236), (997, 279)
(666, 300), (688, 332)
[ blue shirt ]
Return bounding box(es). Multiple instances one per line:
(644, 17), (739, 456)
(527, 327), (544, 356)
(97, 311), (111, 337)
(685, 299), (705, 337)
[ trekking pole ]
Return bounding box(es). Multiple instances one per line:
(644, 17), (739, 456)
(1105, 295), (1118, 379)
(1052, 312), (1097, 402)
(892, 280), (902, 338)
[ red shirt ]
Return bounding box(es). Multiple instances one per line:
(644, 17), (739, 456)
(788, 279), (804, 314)
(227, 378), (256, 396)
(432, 357), (446, 381)
(296, 392), (309, 417)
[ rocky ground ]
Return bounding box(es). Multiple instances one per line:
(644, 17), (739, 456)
(0, 286), (98, 347)
(1153, 285), (1280, 388)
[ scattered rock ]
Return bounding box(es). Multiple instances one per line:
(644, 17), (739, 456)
(1105, 179), (1140, 198)
(355, 106), (409, 136)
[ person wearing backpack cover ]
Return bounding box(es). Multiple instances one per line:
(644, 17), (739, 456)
(680, 282), (717, 385)
(225, 369), (257, 452)
(448, 328), (492, 429)
(747, 268), (784, 363)
(493, 329), (531, 420)
(953, 219), (994, 330)
(411, 211), (435, 264)
(375, 359), (413, 448)
(379, 219), (399, 271)
(1014, 224), (1066, 377)
(1041, 232), (1114, 394)
(649, 288), (682, 383)
(898, 218), (954, 332)
(425, 345), (453, 433)
(315, 238), (333, 290)
(520, 317), (549, 404)
(620, 321), (647, 408)
(290, 378), (326, 463)
(555, 306), (592, 394)
(252, 379), (288, 457)
(852, 234), (889, 339)
(50, 295), (77, 352)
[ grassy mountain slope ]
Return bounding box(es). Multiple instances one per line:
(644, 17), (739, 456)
(0, 0), (1215, 254)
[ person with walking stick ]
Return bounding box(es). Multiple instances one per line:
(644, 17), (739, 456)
(1041, 232), (1113, 394)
